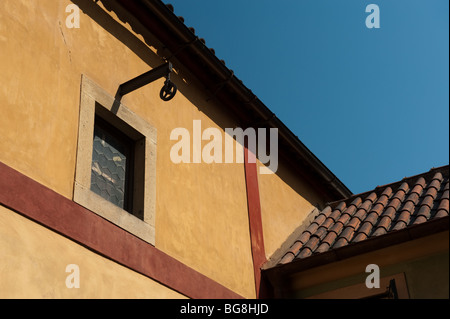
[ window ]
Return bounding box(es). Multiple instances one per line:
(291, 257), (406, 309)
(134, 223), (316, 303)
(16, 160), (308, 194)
(91, 116), (134, 214)
(74, 75), (156, 245)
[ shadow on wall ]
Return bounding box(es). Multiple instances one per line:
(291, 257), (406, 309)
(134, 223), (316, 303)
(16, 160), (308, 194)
(71, 0), (224, 124)
(71, 0), (332, 210)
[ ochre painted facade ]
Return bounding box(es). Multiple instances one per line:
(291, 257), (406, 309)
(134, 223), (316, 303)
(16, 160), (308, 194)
(258, 159), (325, 259)
(0, 0), (332, 298)
(0, 205), (185, 299)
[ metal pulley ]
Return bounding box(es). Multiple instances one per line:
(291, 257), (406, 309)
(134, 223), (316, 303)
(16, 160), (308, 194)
(159, 74), (177, 102)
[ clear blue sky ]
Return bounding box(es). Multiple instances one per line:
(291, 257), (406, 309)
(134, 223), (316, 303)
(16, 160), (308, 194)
(163, 0), (449, 194)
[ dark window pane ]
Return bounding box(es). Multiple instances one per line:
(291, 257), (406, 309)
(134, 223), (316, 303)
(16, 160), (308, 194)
(90, 117), (133, 211)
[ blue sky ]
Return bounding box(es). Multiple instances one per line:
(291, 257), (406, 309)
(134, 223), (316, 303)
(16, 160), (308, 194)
(163, 0), (449, 194)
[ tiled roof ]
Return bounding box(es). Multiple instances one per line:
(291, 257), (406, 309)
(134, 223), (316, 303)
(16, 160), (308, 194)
(278, 165), (449, 265)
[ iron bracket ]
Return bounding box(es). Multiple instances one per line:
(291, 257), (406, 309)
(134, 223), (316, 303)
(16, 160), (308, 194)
(117, 62), (175, 100)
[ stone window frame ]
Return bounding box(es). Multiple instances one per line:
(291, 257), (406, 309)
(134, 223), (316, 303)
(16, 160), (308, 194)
(73, 75), (156, 245)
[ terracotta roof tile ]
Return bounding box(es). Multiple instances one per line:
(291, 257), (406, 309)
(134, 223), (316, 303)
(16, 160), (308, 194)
(435, 207), (448, 218)
(334, 226), (355, 248)
(410, 179), (426, 196)
(347, 216), (362, 229)
(298, 247), (313, 259)
(329, 209), (342, 222)
(333, 237), (350, 249)
(393, 188), (409, 200)
(279, 252), (295, 264)
(335, 202), (347, 212)
(365, 192), (378, 203)
(369, 192), (390, 214)
(405, 192), (420, 205)
(377, 216), (392, 229)
(385, 195), (403, 210)
(298, 232), (312, 245)
(337, 212), (352, 225)
(350, 197), (363, 207)
(392, 210), (411, 230)
(357, 193), (377, 212)
(424, 186), (438, 199)
(380, 206), (398, 221)
(329, 221), (344, 235)
(380, 187), (394, 198)
(304, 236), (320, 251)
(278, 240), (304, 264)
(305, 222), (320, 235)
(376, 184), (409, 226)
(315, 242), (331, 254)
(313, 226), (328, 241)
(352, 232), (368, 243)
(320, 217), (334, 230)
(290, 240), (303, 253)
(356, 221), (373, 237)
(435, 185), (449, 218)
(322, 231), (338, 246)
(353, 194), (377, 220)
(363, 212), (380, 225)
(372, 216), (391, 236)
(397, 182), (410, 192)
(353, 208), (368, 221)
(321, 205), (333, 215)
(401, 200), (418, 214)
(419, 195), (434, 210)
(278, 165), (449, 264)
(413, 215), (428, 225)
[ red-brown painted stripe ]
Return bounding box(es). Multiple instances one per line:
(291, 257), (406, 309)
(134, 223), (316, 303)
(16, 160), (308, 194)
(243, 147), (267, 298)
(0, 161), (242, 299)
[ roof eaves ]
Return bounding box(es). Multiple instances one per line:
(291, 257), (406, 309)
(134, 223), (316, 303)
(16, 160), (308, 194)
(109, 0), (352, 200)
(262, 215), (449, 277)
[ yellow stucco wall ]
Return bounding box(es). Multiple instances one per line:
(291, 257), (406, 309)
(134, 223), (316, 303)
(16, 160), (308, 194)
(0, 205), (185, 298)
(0, 0), (329, 298)
(258, 159), (325, 259)
(0, 0), (256, 298)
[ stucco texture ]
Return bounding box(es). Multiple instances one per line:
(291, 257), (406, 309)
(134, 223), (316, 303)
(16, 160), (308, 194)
(0, 0), (255, 298)
(258, 159), (325, 259)
(0, 205), (185, 298)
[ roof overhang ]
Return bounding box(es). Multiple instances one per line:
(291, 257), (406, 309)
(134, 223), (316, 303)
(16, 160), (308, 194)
(100, 0), (352, 201)
(262, 215), (449, 290)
